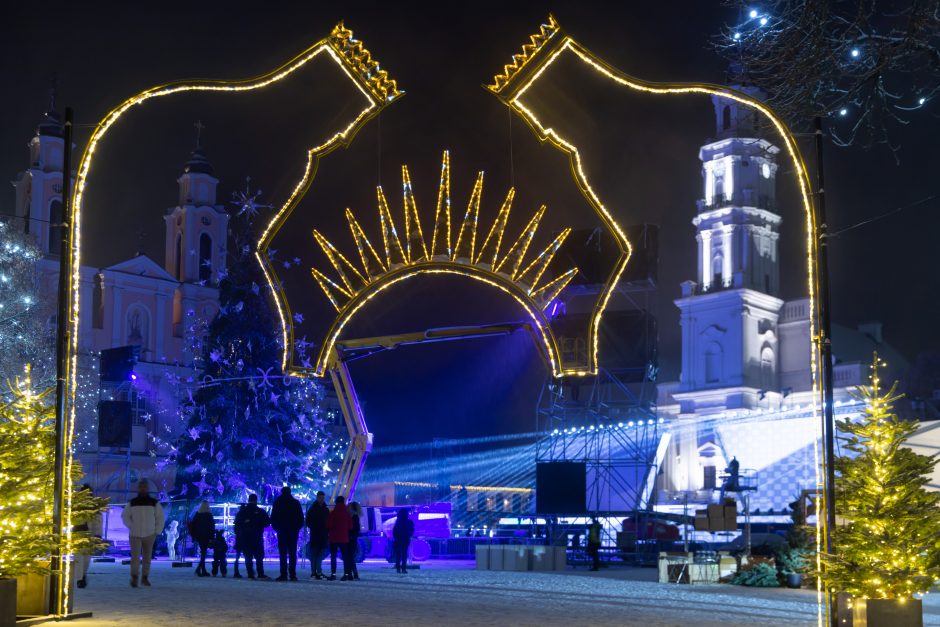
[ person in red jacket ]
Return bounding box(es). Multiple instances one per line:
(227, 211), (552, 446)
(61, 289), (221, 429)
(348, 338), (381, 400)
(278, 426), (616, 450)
(325, 495), (352, 581)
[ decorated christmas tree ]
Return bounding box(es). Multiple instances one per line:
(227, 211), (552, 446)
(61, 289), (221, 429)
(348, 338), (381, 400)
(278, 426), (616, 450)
(0, 367), (107, 578)
(166, 197), (339, 503)
(0, 221), (53, 385)
(824, 354), (940, 599)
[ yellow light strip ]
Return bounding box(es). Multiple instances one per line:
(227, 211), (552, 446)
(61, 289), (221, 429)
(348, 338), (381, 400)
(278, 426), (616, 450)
(430, 150), (452, 258)
(376, 185), (408, 267)
(475, 188), (515, 267)
(345, 208), (387, 280)
(402, 165), (429, 263)
(495, 205), (545, 279)
(66, 25), (400, 614)
(491, 24), (823, 622)
(314, 263), (561, 378)
(452, 171), (484, 261)
(451, 484), (534, 493)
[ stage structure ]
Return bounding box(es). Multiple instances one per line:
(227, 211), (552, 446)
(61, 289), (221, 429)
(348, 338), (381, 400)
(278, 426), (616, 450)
(64, 14), (826, 622)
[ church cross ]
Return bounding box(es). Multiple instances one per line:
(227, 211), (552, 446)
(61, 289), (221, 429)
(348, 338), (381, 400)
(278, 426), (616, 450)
(194, 120), (205, 148)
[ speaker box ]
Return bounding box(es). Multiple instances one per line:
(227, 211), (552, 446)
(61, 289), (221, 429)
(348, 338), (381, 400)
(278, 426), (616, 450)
(98, 400), (132, 448)
(536, 461), (587, 515)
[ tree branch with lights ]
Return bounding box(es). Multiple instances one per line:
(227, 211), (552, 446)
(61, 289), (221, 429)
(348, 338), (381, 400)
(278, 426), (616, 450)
(715, 1), (940, 154)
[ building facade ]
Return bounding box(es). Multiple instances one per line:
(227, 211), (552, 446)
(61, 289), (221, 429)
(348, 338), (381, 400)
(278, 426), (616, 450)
(655, 91), (901, 517)
(11, 109), (228, 498)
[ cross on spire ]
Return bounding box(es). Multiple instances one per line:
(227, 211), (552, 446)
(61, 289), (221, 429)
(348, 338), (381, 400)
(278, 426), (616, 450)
(194, 120), (205, 148)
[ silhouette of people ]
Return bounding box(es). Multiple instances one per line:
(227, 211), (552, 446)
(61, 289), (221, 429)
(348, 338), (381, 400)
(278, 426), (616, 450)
(326, 495), (352, 580)
(306, 491), (329, 579)
(347, 501), (362, 581)
(74, 484), (102, 589)
(271, 486), (304, 581)
(232, 503), (247, 578)
(211, 529), (228, 577)
(392, 508), (414, 574)
(720, 456), (741, 501)
(587, 518), (602, 571)
(234, 493), (270, 579)
(190, 500), (215, 577)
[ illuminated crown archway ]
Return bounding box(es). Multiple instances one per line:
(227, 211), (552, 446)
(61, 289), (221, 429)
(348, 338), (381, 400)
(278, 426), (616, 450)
(309, 150), (578, 377)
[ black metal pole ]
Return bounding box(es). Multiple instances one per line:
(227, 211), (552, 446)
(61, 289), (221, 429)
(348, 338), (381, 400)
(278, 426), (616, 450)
(50, 106), (75, 616)
(814, 115), (838, 626)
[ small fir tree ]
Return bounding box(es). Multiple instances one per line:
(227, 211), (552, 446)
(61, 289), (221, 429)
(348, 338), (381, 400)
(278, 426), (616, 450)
(0, 367), (107, 578)
(824, 354), (940, 599)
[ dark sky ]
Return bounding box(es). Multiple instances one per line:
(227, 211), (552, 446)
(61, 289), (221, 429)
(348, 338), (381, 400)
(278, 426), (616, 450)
(2, 1), (937, 445)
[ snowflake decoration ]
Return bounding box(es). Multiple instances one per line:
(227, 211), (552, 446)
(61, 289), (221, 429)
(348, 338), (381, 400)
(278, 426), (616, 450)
(229, 176), (271, 218)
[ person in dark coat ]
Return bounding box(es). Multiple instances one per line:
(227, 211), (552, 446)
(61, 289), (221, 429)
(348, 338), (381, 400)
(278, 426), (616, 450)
(305, 490), (329, 579)
(233, 493), (270, 579)
(326, 495), (352, 581)
(190, 501), (215, 577)
(270, 486), (304, 581)
(347, 501), (362, 581)
(392, 508), (414, 574)
(587, 517), (602, 571)
(232, 503), (246, 578)
(211, 529), (228, 577)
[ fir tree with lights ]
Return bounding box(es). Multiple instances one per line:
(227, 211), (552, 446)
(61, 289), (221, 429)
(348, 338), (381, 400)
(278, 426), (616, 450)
(0, 368), (107, 578)
(824, 354), (940, 599)
(168, 201), (339, 503)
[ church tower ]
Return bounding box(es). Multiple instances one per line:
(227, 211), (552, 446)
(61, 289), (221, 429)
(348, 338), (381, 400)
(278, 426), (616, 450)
(163, 147), (229, 285)
(11, 108), (70, 255)
(673, 87), (784, 409)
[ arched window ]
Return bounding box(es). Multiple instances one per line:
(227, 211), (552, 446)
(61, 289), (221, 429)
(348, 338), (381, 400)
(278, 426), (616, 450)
(705, 342), (722, 383)
(712, 254), (723, 288)
(760, 346), (775, 389)
(126, 306), (150, 351)
(48, 199), (63, 254)
(172, 289), (184, 338)
(175, 234), (182, 281)
(722, 105), (732, 131)
(199, 233), (212, 282)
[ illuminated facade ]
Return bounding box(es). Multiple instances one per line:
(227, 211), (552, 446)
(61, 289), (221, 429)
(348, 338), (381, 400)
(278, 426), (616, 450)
(11, 110), (224, 481)
(656, 92), (892, 514)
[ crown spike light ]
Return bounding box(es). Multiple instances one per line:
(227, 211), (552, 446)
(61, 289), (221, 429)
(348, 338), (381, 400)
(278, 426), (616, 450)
(475, 188), (515, 267)
(429, 150), (452, 259)
(311, 152), (576, 315)
(452, 171), (484, 261)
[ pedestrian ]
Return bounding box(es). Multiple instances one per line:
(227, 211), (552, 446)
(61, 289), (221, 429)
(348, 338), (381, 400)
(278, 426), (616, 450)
(74, 484), (103, 589)
(233, 493), (271, 580)
(189, 500), (215, 577)
(587, 517), (602, 571)
(392, 508), (414, 574)
(270, 486), (304, 581)
(211, 529), (228, 577)
(232, 503), (247, 578)
(347, 501), (362, 581)
(121, 479), (165, 588)
(305, 490), (329, 579)
(325, 495), (352, 581)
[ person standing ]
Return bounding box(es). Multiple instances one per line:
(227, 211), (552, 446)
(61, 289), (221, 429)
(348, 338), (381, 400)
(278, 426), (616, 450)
(234, 494), (270, 580)
(347, 501), (362, 581)
(392, 508), (414, 574)
(587, 517), (602, 571)
(211, 530), (228, 577)
(305, 491), (329, 580)
(325, 495), (352, 581)
(74, 484), (103, 589)
(270, 486), (304, 581)
(121, 479), (165, 588)
(189, 501), (215, 577)
(232, 503), (246, 578)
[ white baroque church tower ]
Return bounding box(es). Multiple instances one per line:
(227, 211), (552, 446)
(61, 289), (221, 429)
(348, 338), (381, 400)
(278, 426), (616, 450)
(655, 89), (888, 517)
(10, 109), (228, 498)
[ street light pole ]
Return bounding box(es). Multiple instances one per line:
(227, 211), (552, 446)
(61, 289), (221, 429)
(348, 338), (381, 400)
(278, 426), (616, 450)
(50, 106), (76, 616)
(814, 114), (838, 626)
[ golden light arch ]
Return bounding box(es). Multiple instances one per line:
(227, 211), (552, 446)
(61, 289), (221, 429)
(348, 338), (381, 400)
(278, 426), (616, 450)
(60, 22), (400, 614)
(485, 15), (824, 625)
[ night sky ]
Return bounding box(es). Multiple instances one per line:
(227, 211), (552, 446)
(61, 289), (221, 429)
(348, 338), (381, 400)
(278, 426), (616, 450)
(2, 1), (937, 445)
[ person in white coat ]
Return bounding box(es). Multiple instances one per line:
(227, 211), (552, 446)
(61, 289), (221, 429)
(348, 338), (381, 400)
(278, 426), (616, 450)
(121, 479), (165, 587)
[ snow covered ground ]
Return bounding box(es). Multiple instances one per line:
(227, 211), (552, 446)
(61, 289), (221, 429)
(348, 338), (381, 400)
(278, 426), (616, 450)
(37, 558), (940, 626)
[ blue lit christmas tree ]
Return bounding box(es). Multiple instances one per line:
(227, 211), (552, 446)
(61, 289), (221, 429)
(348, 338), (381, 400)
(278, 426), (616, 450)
(166, 197), (340, 502)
